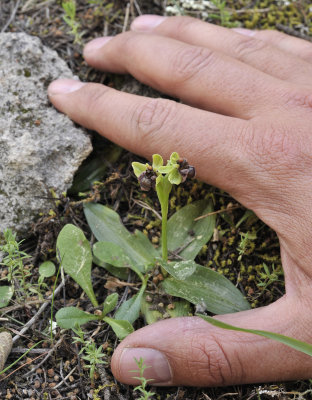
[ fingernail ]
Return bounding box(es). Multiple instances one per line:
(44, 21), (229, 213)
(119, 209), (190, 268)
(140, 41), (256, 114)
(120, 348), (172, 384)
(84, 36), (113, 57)
(131, 15), (166, 32)
(48, 79), (86, 95)
(232, 28), (256, 37)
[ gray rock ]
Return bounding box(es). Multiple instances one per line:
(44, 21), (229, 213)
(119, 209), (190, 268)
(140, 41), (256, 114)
(0, 32), (92, 235)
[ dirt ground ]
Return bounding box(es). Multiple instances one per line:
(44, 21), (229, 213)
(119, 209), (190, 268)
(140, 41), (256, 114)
(0, 0), (312, 399)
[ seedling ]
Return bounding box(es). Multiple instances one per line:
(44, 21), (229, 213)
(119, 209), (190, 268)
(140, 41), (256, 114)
(256, 263), (283, 291)
(72, 325), (106, 384)
(130, 357), (155, 400)
(38, 261), (56, 292)
(0, 229), (30, 290)
(62, 0), (84, 44)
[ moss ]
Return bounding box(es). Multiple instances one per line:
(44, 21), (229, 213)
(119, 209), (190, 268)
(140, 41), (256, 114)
(24, 68), (31, 77)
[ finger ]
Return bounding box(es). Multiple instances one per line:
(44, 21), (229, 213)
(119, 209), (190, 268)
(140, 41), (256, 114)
(235, 28), (312, 64)
(83, 31), (285, 119)
(111, 297), (312, 386)
(48, 79), (252, 194)
(129, 15), (312, 87)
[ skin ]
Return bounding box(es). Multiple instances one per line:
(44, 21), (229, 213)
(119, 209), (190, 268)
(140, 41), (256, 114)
(48, 15), (312, 386)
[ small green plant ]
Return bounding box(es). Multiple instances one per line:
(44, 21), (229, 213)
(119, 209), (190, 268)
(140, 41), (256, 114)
(0, 229), (31, 289)
(130, 357), (155, 400)
(237, 231), (257, 261)
(72, 325), (106, 384)
(38, 261), (56, 292)
(210, 0), (238, 27)
(54, 152), (250, 339)
(62, 0), (83, 44)
(256, 263), (283, 291)
(0, 229), (56, 305)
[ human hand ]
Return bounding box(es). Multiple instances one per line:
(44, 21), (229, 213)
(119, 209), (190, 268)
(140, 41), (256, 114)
(48, 15), (312, 386)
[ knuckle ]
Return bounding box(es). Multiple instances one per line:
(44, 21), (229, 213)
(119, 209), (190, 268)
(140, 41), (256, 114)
(234, 36), (267, 60)
(172, 16), (203, 35)
(281, 88), (312, 109)
(85, 85), (111, 120)
(116, 31), (137, 53)
(171, 46), (215, 84)
(244, 122), (306, 174)
(185, 335), (242, 385)
(132, 98), (177, 139)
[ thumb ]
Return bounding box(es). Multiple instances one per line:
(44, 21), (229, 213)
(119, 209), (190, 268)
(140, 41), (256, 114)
(111, 297), (312, 386)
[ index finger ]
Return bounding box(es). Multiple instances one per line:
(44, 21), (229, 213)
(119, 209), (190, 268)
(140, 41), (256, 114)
(48, 80), (251, 194)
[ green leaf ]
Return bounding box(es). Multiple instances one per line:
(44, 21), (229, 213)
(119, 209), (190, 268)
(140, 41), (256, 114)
(84, 203), (157, 267)
(69, 157), (106, 194)
(115, 282), (146, 324)
(168, 168), (182, 185)
(92, 242), (129, 280)
(39, 261), (56, 278)
(170, 152), (180, 163)
(103, 293), (118, 316)
(166, 300), (191, 318)
(198, 314), (312, 357)
(132, 162), (147, 177)
(152, 154), (163, 169)
(141, 294), (163, 325)
(132, 229), (160, 271)
(167, 199), (216, 260)
(56, 224), (98, 307)
(55, 307), (98, 329)
(93, 242), (134, 269)
(93, 241), (146, 279)
(0, 286), (14, 308)
(92, 256), (128, 280)
(161, 260), (250, 314)
(103, 317), (134, 340)
(69, 144), (122, 195)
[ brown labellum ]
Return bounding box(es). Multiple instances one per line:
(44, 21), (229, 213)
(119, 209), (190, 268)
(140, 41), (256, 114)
(178, 159), (196, 182)
(138, 170), (157, 191)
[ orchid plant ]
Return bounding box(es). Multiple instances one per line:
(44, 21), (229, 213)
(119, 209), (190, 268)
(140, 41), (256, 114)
(132, 152), (195, 261)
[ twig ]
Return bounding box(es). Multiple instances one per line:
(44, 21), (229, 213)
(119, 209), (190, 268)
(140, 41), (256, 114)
(1, 0), (21, 33)
(133, 0), (142, 15)
(54, 365), (77, 390)
(12, 280), (65, 343)
(21, 0), (37, 12)
(24, 337), (63, 377)
(194, 206), (241, 221)
(122, 2), (131, 33)
(133, 199), (162, 220)
(20, 0), (54, 13)
(276, 23), (312, 42)
(234, 7), (270, 14)
(0, 299), (46, 314)
(10, 347), (47, 354)
(169, 237), (195, 260)
(58, 360), (72, 389)
(0, 351), (48, 381)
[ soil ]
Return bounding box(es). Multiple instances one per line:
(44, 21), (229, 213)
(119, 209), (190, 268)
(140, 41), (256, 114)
(0, 0), (312, 399)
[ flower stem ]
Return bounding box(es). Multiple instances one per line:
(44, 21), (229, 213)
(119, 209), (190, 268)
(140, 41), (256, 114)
(161, 198), (168, 262)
